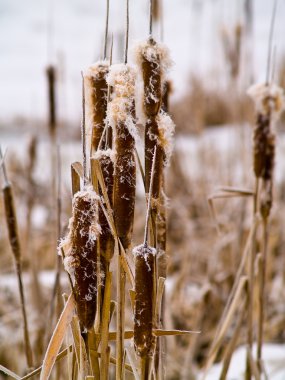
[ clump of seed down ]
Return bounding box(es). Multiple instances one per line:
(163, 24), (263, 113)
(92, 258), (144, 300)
(133, 244), (156, 357)
(247, 83), (285, 219)
(84, 62), (109, 152)
(59, 186), (101, 331)
(106, 64), (137, 250)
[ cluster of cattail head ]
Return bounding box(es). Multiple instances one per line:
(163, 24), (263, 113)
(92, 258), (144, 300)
(58, 26), (175, 380)
(247, 83), (285, 219)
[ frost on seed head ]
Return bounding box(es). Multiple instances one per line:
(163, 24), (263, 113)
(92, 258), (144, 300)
(58, 186), (101, 277)
(106, 63), (136, 98)
(133, 39), (173, 80)
(83, 61), (109, 80)
(133, 244), (156, 272)
(93, 148), (115, 163)
(106, 64), (138, 141)
(156, 110), (175, 166)
(83, 61), (109, 145)
(247, 83), (285, 120)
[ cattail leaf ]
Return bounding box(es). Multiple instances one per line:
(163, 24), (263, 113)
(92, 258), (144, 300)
(40, 294), (75, 380)
(0, 365), (21, 380)
(71, 162), (83, 195)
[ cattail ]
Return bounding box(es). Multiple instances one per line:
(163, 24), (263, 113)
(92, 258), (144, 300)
(134, 39), (172, 196)
(161, 80), (172, 113)
(84, 62), (109, 153)
(247, 83), (284, 218)
(59, 186), (101, 331)
(106, 64), (137, 250)
(46, 65), (57, 136)
(1, 153), (34, 368)
(133, 244), (156, 357)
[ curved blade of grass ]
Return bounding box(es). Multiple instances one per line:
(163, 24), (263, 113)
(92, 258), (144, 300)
(40, 294), (75, 380)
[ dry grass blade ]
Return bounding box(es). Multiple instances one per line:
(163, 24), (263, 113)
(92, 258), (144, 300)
(219, 301), (246, 380)
(100, 270), (112, 380)
(69, 316), (90, 377)
(21, 346), (72, 380)
(247, 346), (261, 380)
(40, 294), (75, 380)
(208, 187), (254, 233)
(71, 162), (83, 195)
(0, 365), (21, 380)
(202, 276), (248, 379)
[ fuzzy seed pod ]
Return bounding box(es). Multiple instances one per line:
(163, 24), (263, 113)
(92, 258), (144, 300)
(59, 187), (101, 331)
(133, 244), (156, 357)
(46, 65), (57, 135)
(107, 64), (137, 250)
(84, 62), (109, 152)
(3, 184), (21, 262)
(161, 80), (172, 113)
(253, 114), (270, 178)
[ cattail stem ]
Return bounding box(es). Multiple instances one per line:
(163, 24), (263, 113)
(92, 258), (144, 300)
(124, 0), (129, 64)
(149, 0), (153, 37)
(245, 177), (259, 379)
(257, 217), (269, 370)
(116, 251), (126, 380)
(103, 0), (110, 60)
(81, 73), (88, 186)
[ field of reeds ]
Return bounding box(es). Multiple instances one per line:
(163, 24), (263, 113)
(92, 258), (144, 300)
(1, 0), (285, 379)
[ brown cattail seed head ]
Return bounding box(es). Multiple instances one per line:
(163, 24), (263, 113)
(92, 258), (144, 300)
(84, 62), (109, 152)
(3, 184), (21, 262)
(107, 64), (137, 250)
(248, 83), (284, 179)
(133, 244), (156, 358)
(134, 39), (172, 117)
(46, 65), (57, 135)
(59, 186), (101, 331)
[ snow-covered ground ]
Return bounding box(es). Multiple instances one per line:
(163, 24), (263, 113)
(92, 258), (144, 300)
(200, 344), (285, 379)
(0, 0), (285, 124)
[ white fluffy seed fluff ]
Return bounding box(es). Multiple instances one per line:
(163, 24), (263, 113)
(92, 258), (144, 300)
(133, 39), (173, 80)
(156, 110), (175, 166)
(93, 148), (115, 162)
(247, 83), (285, 120)
(106, 64), (138, 141)
(58, 186), (101, 277)
(133, 39), (173, 124)
(133, 244), (157, 272)
(83, 61), (109, 140)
